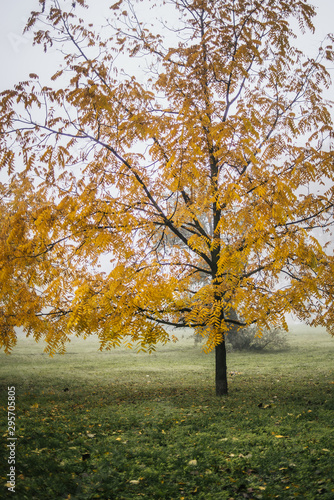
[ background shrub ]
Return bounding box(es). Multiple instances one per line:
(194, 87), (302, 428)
(226, 325), (289, 352)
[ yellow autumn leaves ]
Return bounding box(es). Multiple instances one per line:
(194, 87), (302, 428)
(0, 0), (334, 360)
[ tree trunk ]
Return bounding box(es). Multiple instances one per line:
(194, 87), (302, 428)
(215, 338), (228, 395)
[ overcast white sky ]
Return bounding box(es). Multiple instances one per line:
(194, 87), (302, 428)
(0, 0), (334, 93)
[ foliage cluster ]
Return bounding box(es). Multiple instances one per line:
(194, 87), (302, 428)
(0, 0), (334, 354)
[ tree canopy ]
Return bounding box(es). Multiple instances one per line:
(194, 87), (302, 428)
(1, 0), (334, 394)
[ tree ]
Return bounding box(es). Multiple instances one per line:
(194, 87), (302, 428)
(0, 0), (334, 395)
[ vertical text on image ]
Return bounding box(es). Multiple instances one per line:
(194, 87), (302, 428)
(7, 386), (16, 493)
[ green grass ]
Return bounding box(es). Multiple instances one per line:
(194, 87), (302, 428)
(1, 326), (333, 499)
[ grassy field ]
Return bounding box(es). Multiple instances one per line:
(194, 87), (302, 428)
(0, 326), (333, 499)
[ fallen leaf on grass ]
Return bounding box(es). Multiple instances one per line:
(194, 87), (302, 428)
(129, 480), (140, 485)
(188, 460), (197, 466)
(258, 403), (271, 409)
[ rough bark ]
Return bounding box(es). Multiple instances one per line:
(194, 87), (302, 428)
(215, 339), (228, 395)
